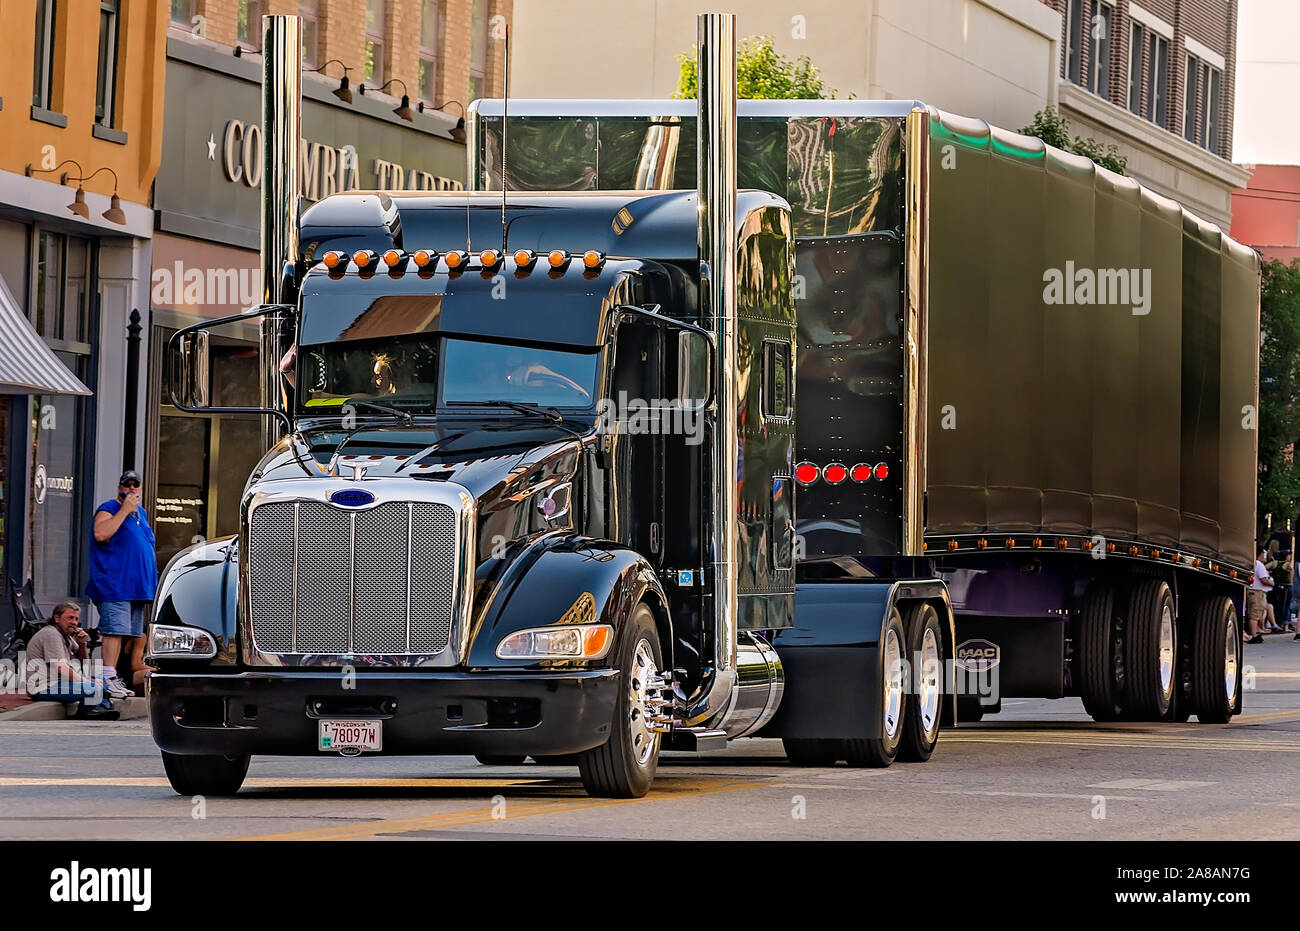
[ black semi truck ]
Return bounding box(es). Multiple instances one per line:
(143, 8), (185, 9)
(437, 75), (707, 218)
(466, 90), (1259, 727)
(146, 13), (955, 799)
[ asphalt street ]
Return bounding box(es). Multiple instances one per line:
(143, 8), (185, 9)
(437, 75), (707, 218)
(3, 635), (1299, 841)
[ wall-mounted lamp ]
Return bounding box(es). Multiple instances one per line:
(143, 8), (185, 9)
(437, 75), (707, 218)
(24, 159), (126, 225)
(417, 99), (466, 142)
(360, 78), (415, 122)
(309, 59), (355, 104)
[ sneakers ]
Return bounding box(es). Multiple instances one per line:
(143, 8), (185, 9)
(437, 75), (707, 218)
(74, 705), (121, 721)
(103, 676), (134, 700)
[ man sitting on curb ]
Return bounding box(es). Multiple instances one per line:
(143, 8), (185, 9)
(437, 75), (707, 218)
(24, 602), (120, 720)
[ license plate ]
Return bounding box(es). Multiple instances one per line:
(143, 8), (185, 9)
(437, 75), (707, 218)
(318, 719), (382, 753)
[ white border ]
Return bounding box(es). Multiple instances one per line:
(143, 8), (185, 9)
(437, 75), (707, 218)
(1128, 3), (1174, 39)
(1185, 36), (1226, 70)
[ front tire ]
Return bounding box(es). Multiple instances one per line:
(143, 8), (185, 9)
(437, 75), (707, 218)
(898, 603), (944, 762)
(841, 609), (906, 767)
(782, 738), (840, 766)
(161, 751), (250, 796)
(1191, 595), (1240, 724)
(1125, 580), (1177, 720)
(578, 603), (664, 798)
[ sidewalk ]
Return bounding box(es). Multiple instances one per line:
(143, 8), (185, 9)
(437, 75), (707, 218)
(0, 695), (147, 721)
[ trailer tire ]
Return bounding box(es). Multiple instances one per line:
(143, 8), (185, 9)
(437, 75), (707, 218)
(898, 603), (944, 762)
(475, 755), (527, 766)
(782, 738), (840, 766)
(160, 751), (250, 797)
(840, 609), (906, 768)
(1191, 595), (1240, 724)
(1078, 582), (1126, 721)
(578, 603), (663, 798)
(1124, 580), (1177, 720)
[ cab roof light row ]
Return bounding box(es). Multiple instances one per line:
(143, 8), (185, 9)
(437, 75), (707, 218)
(317, 248), (606, 276)
(795, 461), (889, 486)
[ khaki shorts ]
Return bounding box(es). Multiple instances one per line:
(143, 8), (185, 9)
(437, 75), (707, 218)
(1246, 588), (1267, 622)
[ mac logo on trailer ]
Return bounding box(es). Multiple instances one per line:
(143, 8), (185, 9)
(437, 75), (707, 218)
(330, 488), (375, 508)
(955, 639), (1001, 672)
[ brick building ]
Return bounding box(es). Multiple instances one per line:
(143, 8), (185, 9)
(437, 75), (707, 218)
(167, 0), (512, 120)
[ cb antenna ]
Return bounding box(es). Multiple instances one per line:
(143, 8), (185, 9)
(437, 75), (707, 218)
(501, 21), (510, 255)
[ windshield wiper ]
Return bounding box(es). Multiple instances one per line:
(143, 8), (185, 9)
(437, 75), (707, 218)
(448, 399), (564, 424)
(336, 398), (415, 425)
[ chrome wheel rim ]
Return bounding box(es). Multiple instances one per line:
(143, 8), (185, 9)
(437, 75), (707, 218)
(918, 627), (941, 737)
(628, 639), (660, 767)
(1158, 603), (1175, 697)
(883, 627), (903, 739)
(1224, 613), (1239, 702)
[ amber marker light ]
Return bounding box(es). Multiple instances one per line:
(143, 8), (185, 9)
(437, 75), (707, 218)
(480, 249), (502, 270)
(548, 250), (570, 269)
(582, 626), (611, 657)
(513, 249), (537, 270)
(582, 250), (605, 270)
(444, 250), (468, 271)
(352, 249), (375, 268)
(321, 250), (345, 270)
(382, 249), (404, 268)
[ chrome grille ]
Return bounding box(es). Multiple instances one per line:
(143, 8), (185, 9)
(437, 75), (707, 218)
(247, 499), (458, 655)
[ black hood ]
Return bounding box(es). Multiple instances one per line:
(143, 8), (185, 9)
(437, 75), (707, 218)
(257, 419), (591, 498)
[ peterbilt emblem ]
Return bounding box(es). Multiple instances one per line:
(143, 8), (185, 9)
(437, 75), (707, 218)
(955, 638), (1000, 672)
(330, 488), (376, 507)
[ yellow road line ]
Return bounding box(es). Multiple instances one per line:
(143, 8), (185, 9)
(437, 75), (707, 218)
(0, 776), (548, 789)
(1234, 708), (1300, 725)
(946, 734), (1300, 752)
(235, 778), (760, 841)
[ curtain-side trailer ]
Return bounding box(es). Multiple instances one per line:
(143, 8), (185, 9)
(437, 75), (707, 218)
(468, 99), (1259, 728)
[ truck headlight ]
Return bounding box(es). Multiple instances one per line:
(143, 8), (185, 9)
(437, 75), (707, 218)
(496, 624), (614, 660)
(148, 624), (218, 659)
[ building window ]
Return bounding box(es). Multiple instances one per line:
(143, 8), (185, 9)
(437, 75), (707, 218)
(32, 0), (57, 110)
(1206, 66), (1222, 155)
(300, 1), (319, 68)
(365, 0), (385, 84)
(1128, 23), (1143, 115)
(1064, 0), (1084, 84)
(1145, 30), (1169, 125)
(95, 1), (120, 127)
(236, 0), (262, 49)
(419, 0), (443, 103)
(34, 232), (91, 345)
(470, 0), (488, 99)
(169, 0), (195, 26)
(1088, 2), (1112, 97)
(1183, 55), (1202, 144)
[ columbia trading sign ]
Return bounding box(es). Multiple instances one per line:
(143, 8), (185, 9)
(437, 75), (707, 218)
(140, 8), (1260, 807)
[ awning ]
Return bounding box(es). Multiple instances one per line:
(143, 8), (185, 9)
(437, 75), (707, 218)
(0, 272), (91, 396)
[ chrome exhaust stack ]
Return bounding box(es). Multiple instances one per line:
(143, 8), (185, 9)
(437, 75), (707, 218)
(683, 11), (740, 731)
(257, 13), (301, 449)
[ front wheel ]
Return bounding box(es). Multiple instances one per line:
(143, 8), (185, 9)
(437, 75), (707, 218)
(841, 609), (906, 767)
(578, 603), (665, 798)
(161, 751), (250, 796)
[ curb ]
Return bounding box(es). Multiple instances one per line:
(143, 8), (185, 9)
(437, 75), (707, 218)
(1, 696), (148, 722)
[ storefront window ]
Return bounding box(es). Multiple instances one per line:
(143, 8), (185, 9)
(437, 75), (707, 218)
(155, 415), (210, 566)
(28, 354), (89, 606)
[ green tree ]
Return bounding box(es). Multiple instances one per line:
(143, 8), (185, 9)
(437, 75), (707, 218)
(1020, 106), (1128, 175)
(675, 35), (836, 100)
(1258, 259), (1300, 536)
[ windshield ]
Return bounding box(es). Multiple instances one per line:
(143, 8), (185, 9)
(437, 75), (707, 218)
(298, 336), (599, 414)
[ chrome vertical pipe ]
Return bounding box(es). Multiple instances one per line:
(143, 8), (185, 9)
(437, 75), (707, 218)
(684, 11), (739, 729)
(258, 13), (301, 449)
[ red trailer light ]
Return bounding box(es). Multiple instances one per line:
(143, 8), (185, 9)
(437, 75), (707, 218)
(795, 462), (819, 485)
(850, 463), (873, 482)
(873, 462), (889, 480)
(823, 463), (848, 485)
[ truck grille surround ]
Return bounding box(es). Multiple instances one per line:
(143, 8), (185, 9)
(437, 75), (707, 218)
(247, 500), (458, 656)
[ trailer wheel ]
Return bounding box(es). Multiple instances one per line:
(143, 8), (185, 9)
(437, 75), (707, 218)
(475, 755), (527, 766)
(1124, 580), (1177, 720)
(782, 738), (840, 766)
(1191, 595), (1240, 724)
(1077, 582), (1126, 721)
(899, 603), (944, 762)
(840, 609), (906, 767)
(578, 603), (663, 797)
(160, 751), (250, 797)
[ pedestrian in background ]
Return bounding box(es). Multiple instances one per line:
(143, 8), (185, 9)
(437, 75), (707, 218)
(24, 602), (119, 719)
(1263, 541), (1282, 632)
(87, 470), (157, 700)
(1246, 546), (1271, 644)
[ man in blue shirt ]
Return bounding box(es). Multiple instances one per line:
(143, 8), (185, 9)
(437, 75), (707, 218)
(87, 470), (158, 699)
